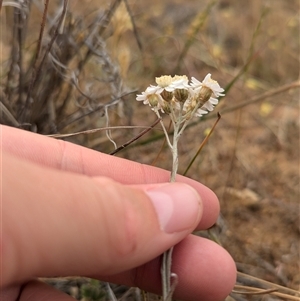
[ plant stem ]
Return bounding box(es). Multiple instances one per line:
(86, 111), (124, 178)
(161, 113), (181, 300)
(170, 125), (179, 182)
(161, 247), (174, 300)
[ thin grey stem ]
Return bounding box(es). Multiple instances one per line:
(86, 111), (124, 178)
(178, 102), (202, 136)
(161, 247), (174, 300)
(161, 104), (183, 300)
(169, 103), (184, 182)
(155, 111), (173, 150)
(170, 126), (179, 182)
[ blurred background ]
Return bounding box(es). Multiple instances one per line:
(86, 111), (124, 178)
(1, 0), (299, 300)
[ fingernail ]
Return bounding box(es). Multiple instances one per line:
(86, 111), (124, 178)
(146, 183), (202, 233)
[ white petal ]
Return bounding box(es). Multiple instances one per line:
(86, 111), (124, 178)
(202, 102), (214, 111)
(165, 85), (175, 92)
(209, 97), (219, 105)
(170, 78), (190, 90)
(146, 85), (160, 94)
(202, 73), (212, 84)
(195, 108), (208, 117)
(136, 93), (146, 101)
(191, 77), (202, 88)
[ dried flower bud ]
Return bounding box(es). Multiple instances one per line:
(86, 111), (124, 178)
(196, 86), (213, 107)
(162, 102), (171, 114)
(148, 94), (160, 107)
(174, 88), (189, 102)
(161, 89), (173, 102)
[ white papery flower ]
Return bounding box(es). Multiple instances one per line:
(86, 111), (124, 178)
(190, 74), (225, 116)
(194, 97), (217, 117)
(191, 73), (225, 98)
(183, 98), (209, 118)
(155, 75), (173, 88)
(136, 85), (164, 110)
(167, 75), (190, 91)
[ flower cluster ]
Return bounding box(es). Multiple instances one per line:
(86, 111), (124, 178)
(136, 74), (224, 119)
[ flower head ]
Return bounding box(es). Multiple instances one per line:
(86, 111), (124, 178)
(136, 73), (224, 118)
(191, 73), (225, 98)
(169, 76), (190, 102)
(168, 75), (189, 90)
(189, 73), (225, 116)
(136, 85), (164, 111)
(155, 75), (173, 88)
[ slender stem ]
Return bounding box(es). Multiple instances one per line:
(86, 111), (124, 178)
(162, 247), (174, 300)
(155, 111), (173, 150)
(161, 104), (184, 300)
(169, 103), (184, 182)
(178, 101), (201, 137)
(170, 125), (179, 182)
(160, 120), (173, 150)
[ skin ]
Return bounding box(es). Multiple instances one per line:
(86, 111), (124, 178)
(0, 125), (236, 301)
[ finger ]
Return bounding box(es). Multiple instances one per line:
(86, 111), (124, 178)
(101, 235), (237, 301)
(1, 125), (219, 228)
(19, 280), (75, 301)
(3, 151), (202, 287)
(0, 285), (21, 301)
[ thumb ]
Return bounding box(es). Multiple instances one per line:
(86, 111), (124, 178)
(3, 152), (202, 286)
(89, 178), (203, 274)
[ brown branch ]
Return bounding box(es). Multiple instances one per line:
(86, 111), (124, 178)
(20, 0), (68, 123)
(237, 271), (300, 296)
(183, 113), (221, 176)
(123, 0), (143, 51)
(219, 79), (300, 115)
(35, 0), (50, 62)
(16, 7), (27, 106)
(77, 0), (122, 73)
(5, 8), (19, 103)
(110, 118), (161, 155)
(233, 285), (278, 295)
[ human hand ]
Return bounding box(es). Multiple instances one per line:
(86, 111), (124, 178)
(1, 125), (236, 301)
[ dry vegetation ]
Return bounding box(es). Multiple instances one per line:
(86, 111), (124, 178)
(0, 0), (299, 300)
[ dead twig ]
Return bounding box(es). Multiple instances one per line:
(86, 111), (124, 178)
(123, 0), (143, 51)
(110, 118), (161, 155)
(219, 79), (300, 115)
(233, 285), (278, 295)
(48, 125), (155, 138)
(20, 0), (68, 122)
(183, 113), (221, 176)
(35, 0), (49, 61)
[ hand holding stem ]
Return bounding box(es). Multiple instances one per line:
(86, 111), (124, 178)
(136, 73), (225, 300)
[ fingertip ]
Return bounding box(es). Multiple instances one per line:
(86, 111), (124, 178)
(172, 235), (236, 301)
(200, 188), (220, 229)
(103, 235), (237, 301)
(176, 175), (220, 229)
(205, 243), (237, 301)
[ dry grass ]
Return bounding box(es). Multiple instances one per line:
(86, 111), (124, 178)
(1, 0), (299, 300)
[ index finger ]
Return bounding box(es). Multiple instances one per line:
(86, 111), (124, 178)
(1, 125), (219, 228)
